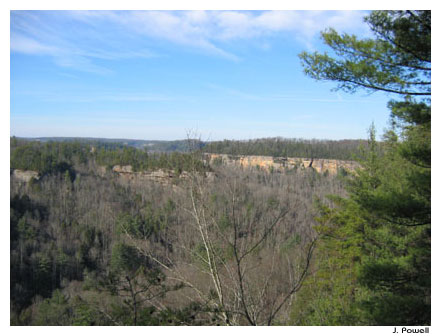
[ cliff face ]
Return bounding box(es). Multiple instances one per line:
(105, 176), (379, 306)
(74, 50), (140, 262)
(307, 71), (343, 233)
(111, 165), (215, 185)
(112, 165), (177, 185)
(11, 169), (40, 183)
(205, 153), (358, 175)
(11, 154), (356, 188)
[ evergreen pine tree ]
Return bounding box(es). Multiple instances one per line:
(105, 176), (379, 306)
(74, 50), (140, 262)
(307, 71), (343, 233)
(297, 10), (430, 325)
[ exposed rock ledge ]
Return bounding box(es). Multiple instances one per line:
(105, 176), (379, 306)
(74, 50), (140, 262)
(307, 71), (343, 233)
(112, 165), (216, 185)
(204, 153), (359, 175)
(11, 169), (40, 183)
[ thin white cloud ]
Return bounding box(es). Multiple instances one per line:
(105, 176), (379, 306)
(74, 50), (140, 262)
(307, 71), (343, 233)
(11, 10), (370, 70)
(10, 11), (158, 74)
(10, 33), (111, 74)
(10, 33), (60, 55)
(52, 55), (112, 75)
(61, 10), (369, 45)
(255, 11), (299, 31)
(106, 11), (241, 60)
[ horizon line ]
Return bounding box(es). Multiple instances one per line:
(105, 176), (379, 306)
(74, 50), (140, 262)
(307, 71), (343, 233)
(11, 135), (368, 142)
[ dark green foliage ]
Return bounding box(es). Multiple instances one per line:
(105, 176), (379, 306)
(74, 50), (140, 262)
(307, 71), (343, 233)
(110, 242), (147, 274)
(10, 195), (52, 314)
(299, 11), (430, 96)
(32, 289), (73, 326)
(10, 140), (87, 176)
(11, 138), (209, 176)
(94, 145), (208, 172)
(290, 195), (367, 325)
(18, 136), (202, 152)
(97, 242), (184, 326)
(297, 10), (430, 326)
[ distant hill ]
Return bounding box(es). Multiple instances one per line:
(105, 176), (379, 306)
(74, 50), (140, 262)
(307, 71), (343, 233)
(15, 137), (201, 152)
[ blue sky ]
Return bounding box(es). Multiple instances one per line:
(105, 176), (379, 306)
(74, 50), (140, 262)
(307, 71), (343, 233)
(10, 10), (395, 141)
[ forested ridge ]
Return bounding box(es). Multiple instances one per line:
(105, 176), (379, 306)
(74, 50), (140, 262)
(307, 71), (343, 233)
(16, 136), (199, 152)
(10, 10), (430, 326)
(204, 138), (369, 160)
(14, 136), (369, 161)
(10, 138), (208, 175)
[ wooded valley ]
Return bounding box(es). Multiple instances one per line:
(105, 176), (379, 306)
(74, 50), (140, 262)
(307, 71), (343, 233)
(10, 10), (431, 326)
(10, 138), (349, 325)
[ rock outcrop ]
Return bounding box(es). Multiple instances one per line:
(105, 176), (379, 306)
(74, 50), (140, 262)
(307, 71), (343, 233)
(204, 153), (358, 175)
(111, 165), (219, 186)
(11, 169), (40, 183)
(112, 165), (189, 185)
(112, 165), (133, 174)
(110, 153), (358, 186)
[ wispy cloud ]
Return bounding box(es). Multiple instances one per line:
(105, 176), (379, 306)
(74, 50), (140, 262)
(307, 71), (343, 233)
(10, 33), (60, 55)
(11, 10), (369, 71)
(75, 10), (369, 56)
(10, 33), (113, 74)
(10, 11), (158, 74)
(70, 10), (242, 61)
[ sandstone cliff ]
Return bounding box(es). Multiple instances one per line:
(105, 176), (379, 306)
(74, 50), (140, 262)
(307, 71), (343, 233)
(204, 153), (358, 175)
(11, 169), (40, 183)
(110, 153), (358, 185)
(112, 165), (200, 184)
